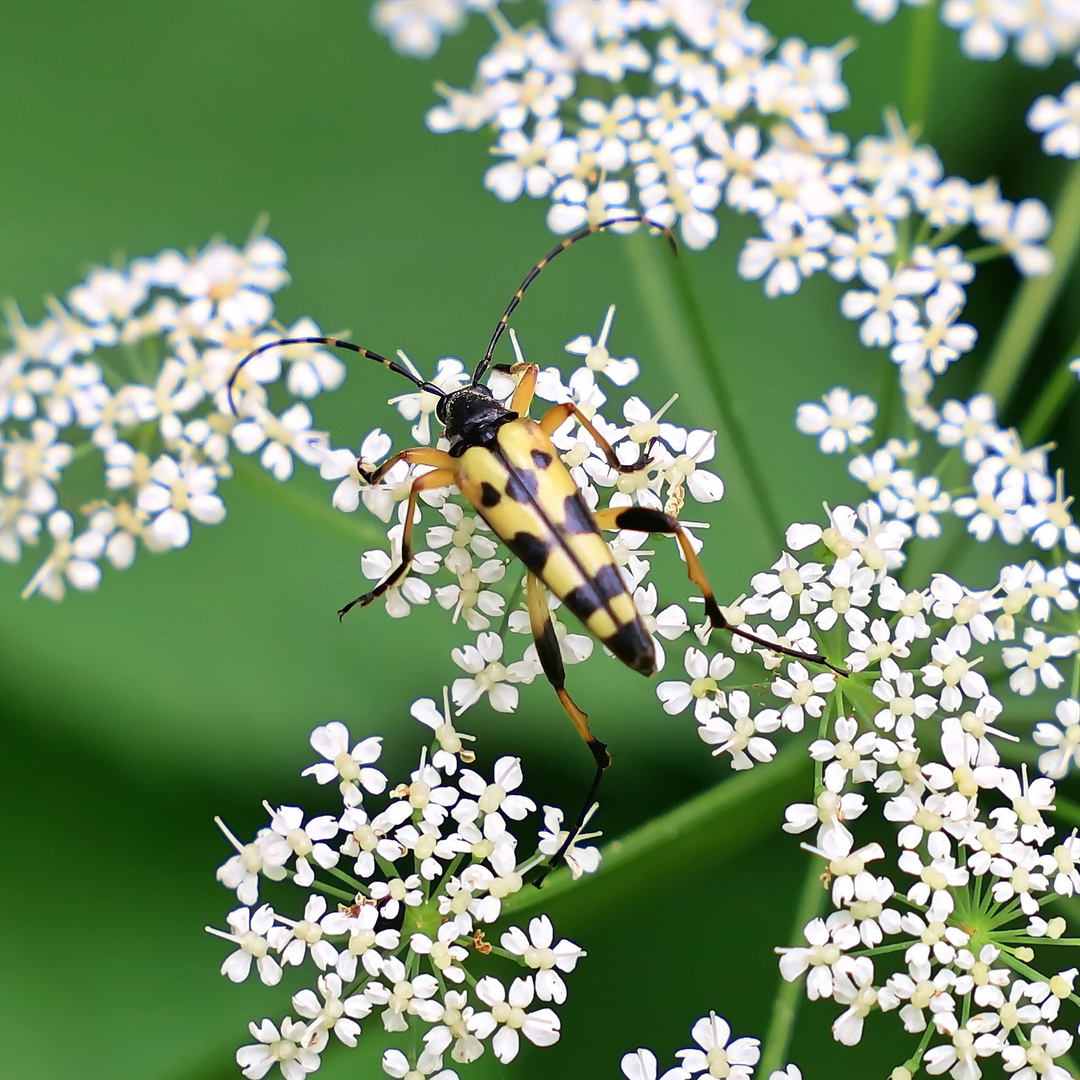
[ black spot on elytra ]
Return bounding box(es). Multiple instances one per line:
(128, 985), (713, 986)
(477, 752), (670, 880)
(562, 582), (602, 620)
(510, 531), (549, 571)
(562, 493), (596, 534)
(594, 564), (625, 601)
(606, 621), (656, 675)
(504, 468), (539, 503)
(480, 482), (501, 507)
(531, 448), (553, 469)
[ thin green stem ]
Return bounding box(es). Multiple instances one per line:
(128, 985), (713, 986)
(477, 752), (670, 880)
(625, 231), (781, 550)
(758, 854), (828, 1078)
(1020, 330), (1080, 444)
(977, 159), (1080, 407)
(903, 0), (938, 132)
(231, 454), (383, 546)
(502, 739), (809, 915)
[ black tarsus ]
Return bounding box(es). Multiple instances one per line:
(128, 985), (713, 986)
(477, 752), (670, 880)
(534, 763), (605, 888)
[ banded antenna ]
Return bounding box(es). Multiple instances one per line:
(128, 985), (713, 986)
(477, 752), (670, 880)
(473, 214), (677, 387)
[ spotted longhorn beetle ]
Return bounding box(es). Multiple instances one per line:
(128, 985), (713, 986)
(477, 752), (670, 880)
(227, 217), (844, 849)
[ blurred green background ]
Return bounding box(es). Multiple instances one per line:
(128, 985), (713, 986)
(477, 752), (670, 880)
(1, 2), (1077, 1078)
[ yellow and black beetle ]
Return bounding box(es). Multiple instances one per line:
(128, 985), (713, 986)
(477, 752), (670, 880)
(228, 217), (842, 777)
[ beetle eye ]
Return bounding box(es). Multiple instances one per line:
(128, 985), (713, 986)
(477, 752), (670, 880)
(435, 395), (449, 423)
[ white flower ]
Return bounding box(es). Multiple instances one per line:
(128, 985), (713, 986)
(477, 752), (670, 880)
(500, 915), (585, 1003)
(656, 646), (735, 721)
(1002, 628), (1079, 696)
(1034, 698), (1080, 779)
(292, 972), (371, 1047)
(698, 689), (781, 770)
(621, 1048), (690, 1080)
(564, 305), (640, 386)
(270, 894), (339, 971)
(675, 1013), (760, 1079)
(458, 755), (536, 823)
(215, 819), (287, 905)
(467, 976), (561, 1063)
(236, 1016), (324, 1080)
(233, 402), (326, 482)
(1029, 84), (1080, 158)
(771, 661), (836, 731)
(302, 722), (387, 806)
(260, 803), (340, 886)
(537, 803), (601, 879)
(136, 453), (225, 548)
(796, 388), (876, 453)
(738, 217), (832, 296)
(372, 0), (466, 58)
(207, 904), (282, 986)
(452, 632), (525, 713)
(839, 257), (921, 347)
(978, 198), (1054, 277)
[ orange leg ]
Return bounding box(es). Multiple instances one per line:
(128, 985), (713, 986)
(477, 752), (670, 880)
(526, 572), (610, 770)
(338, 466), (457, 617)
(509, 362), (539, 417)
(364, 446), (456, 485)
(593, 505), (846, 675)
(539, 401), (650, 474)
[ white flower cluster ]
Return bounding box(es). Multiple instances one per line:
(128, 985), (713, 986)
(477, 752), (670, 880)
(853, 0), (1080, 163)
(648, 488), (1080, 1073)
(210, 699), (593, 1080)
(858, 0), (1080, 67)
(375, 0), (862, 250)
(0, 228), (349, 600)
(798, 386), (1076, 556)
(370, 2), (1054, 419)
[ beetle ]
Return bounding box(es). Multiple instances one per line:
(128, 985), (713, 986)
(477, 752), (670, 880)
(227, 217), (843, 784)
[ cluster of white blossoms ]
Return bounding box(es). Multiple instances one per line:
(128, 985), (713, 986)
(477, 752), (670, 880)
(857, 0), (1080, 67)
(700, 493), (1080, 1076)
(0, 226), (352, 600)
(210, 699), (596, 1079)
(371, 0), (1056, 422)
(852, 0), (1080, 162)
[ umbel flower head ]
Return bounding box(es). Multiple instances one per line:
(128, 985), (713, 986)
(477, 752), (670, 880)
(209, 698), (590, 1078)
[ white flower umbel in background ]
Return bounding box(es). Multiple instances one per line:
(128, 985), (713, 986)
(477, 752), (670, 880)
(0, 225), (348, 601)
(210, 699), (589, 1077)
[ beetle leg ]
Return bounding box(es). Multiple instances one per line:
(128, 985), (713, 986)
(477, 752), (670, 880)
(338, 467), (457, 617)
(526, 571), (611, 771)
(363, 446), (456, 485)
(509, 362), (539, 416)
(593, 505), (847, 676)
(525, 571), (609, 884)
(538, 401), (651, 474)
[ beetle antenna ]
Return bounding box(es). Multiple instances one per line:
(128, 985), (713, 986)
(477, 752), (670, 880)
(225, 336), (444, 417)
(473, 215), (677, 387)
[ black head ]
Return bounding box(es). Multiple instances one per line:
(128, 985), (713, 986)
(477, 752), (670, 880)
(437, 384), (515, 456)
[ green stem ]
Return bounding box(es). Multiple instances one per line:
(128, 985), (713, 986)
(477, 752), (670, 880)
(1020, 331), (1080, 444)
(231, 454), (383, 546)
(758, 854), (828, 1078)
(625, 230), (781, 550)
(502, 739), (809, 915)
(903, 0), (937, 132)
(977, 159), (1080, 408)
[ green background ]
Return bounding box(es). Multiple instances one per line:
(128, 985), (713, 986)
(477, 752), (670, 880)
(0, 2), (1076, 1078)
